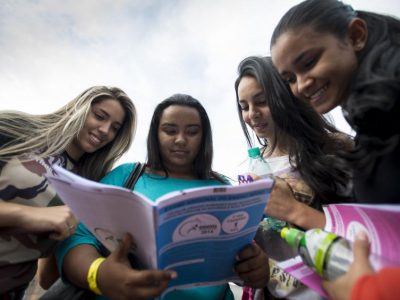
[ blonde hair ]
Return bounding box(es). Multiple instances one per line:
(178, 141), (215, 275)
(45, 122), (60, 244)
(0, 86), (137, 180)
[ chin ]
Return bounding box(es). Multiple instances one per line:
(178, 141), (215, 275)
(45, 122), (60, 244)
(84, 145), (101, 154)
(256, 132), (270, 140)
(317, 91), (345, 113)
(312, 101), (330, 114)
(254, 131), (267, 138)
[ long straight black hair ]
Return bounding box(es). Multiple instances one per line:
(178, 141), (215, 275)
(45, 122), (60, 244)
(235, 56), (352, 206)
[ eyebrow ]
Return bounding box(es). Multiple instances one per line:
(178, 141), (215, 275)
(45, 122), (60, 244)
(293, 50), (307, 66)
(279, 50), (308, 77)
(186, 124), (201, 128)
(160, 123), (177, 127)
(96, 108), (122, 127)
(95, 107), (110, 117)
(239, 91), (264, 103)
(252, 91), (265, 100)
(161, 123), (201, 128)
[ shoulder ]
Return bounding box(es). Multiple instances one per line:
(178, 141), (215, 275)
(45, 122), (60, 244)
(100, 163), (136, 186)
(210, 171), (231, 185)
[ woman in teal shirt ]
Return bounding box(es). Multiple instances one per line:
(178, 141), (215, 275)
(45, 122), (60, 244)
(56, 94), (269, 300)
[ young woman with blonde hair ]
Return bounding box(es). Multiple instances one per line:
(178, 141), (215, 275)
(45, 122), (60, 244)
(0, 86), (137, 299)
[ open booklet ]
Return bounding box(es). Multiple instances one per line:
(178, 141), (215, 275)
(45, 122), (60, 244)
(277, 204), (400, 298)
(47, 165), (274, 296)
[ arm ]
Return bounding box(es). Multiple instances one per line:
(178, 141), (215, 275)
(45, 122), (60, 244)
(349, 268), (400, 300)
(58, 224), (176, 300)
(37, 255), (59, 289)
(264, 177), (326, 229)
(0, 202), (76, 240)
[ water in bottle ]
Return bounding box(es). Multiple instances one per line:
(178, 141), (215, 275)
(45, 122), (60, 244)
(238, 148), (293, 260)
(238, 147), (272, 184)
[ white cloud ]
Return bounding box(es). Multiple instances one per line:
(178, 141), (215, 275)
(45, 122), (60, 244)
(1, 0), (399, 179)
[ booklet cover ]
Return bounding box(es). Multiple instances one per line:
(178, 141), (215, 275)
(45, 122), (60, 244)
(48, 165), (274, 295)
(277, 203), (400, 298)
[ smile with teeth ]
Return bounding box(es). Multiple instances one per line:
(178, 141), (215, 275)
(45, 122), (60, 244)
(253, 123), (267, 130)
(309, 84), (328, 102)
(89, 133), (102, 145)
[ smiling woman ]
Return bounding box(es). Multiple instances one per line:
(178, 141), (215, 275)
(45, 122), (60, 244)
(269, 1), (400, 299)
(0, 86), (137, 297)
(67, 98), (127, 161)
(235, 56), (353, 299)
(271, 23), (360, 114)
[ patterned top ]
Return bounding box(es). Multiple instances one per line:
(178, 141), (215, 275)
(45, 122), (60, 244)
(252, 155), (323, 300)
(0, 152), (76, 293)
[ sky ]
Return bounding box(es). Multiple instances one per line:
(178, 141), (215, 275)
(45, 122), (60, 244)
(1, 0), (399, 180)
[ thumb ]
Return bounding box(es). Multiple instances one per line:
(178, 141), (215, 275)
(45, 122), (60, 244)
(111, 233), (133, 262)
(352, 231), (371, 266)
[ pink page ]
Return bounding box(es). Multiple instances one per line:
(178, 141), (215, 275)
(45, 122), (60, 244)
(278, 204), (400, 298)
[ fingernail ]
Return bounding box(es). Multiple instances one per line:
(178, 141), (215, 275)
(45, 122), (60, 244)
(235, 255), (240, 261)
(170, 271), (178, 279)
(355, 231), (369, 241)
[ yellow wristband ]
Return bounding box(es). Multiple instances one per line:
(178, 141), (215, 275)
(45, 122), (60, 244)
(87, 257), (106, 295)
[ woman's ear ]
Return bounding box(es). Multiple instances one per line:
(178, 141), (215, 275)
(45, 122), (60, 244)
(348, 18), (368, 52)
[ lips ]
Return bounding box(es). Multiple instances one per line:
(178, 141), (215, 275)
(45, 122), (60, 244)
(88, 133), (104, 146)
(308, 84), (328, 105)
(252, 123), (268, 131)
(171, 149), (189, 157)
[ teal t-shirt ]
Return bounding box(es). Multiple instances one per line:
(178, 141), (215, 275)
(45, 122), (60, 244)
(56, 163), (234, 300)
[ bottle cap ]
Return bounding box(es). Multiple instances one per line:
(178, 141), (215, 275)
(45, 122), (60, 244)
(248, 147), (261, 158)
(280, 227), (304, 247)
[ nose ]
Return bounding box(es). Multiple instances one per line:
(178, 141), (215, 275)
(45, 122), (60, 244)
(98, 122), (112, 136)
(175, 132), (187, 145)
(249, 105), (261, 120)
(296, 74), (313, 98)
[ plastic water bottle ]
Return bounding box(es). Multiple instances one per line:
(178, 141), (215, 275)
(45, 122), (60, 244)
(247, 147), (273, 178)
(238, 147), (273, 184)
(281, 227), (353, 280)
(239, 148), (292, 260)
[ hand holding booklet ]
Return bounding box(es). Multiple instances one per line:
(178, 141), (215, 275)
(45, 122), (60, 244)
(47, 165), (274, 295)
(277, 203), (400, 297)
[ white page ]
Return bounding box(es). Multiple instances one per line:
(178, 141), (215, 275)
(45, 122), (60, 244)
(48, 165), (158, 268)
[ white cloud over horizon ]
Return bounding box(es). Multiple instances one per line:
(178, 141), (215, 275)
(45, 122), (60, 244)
(1, 0), (399, 179)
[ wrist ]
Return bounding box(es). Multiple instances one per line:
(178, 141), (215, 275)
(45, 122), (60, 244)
(289, 202), (326, 229)
(287, 200), (302, 225)
(9, 203), (32, 228)
(87, 257), (106, 295)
